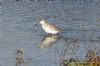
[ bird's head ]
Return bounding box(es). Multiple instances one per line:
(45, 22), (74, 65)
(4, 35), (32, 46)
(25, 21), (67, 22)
(39, 19), (46, 25)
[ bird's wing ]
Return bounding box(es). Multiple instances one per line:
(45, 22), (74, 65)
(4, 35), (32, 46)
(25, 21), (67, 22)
(47, 23), (63, 31)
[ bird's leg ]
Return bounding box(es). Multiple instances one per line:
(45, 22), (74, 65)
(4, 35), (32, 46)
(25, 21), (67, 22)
(47, 33), (52, 37)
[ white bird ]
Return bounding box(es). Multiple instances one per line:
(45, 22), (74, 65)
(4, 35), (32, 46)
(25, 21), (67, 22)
(39, 19), (63, 35)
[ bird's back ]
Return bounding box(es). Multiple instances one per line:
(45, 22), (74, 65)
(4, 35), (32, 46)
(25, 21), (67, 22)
(45, 21), (62, 32)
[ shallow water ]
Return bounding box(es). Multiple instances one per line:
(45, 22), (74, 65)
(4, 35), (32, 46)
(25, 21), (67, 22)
(0, 1), (100, 66)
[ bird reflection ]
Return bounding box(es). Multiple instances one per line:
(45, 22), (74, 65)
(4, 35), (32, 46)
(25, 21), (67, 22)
(14, 50), (24, 66)
(39, 34), (60, 48)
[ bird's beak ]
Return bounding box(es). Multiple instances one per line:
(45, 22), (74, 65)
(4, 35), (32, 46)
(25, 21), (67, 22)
(33, 22), (41, 27)
(38, 22), (41, 25)
(33, 23), (38, 27)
